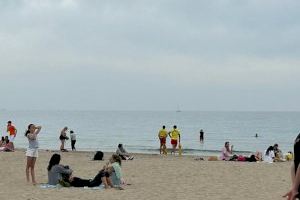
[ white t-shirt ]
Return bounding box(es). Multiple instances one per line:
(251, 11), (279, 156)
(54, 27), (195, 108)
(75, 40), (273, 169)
(70, 133), (76, 141)
(264, 150), (275, 163)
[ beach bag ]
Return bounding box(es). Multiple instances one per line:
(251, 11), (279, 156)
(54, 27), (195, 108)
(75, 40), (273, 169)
(93, 151), (104, 160)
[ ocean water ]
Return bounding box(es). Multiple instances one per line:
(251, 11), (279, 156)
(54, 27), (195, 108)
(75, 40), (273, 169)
(1, 111), (299, 155)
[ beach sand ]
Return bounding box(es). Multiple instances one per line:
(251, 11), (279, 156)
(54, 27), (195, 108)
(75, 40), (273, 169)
(0, 150), (291, 200)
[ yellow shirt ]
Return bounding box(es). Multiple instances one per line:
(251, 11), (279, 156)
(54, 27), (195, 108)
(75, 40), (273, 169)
(170, 129), (180, 140)
(159, 129), (168, 138)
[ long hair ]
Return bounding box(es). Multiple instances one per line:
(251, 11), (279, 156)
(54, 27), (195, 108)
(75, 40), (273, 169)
(111, 154), (122, 166)
(47, 154), (61, 171)
(25, 124), (34, 137)
(224, 141), (230, 152)
(266, 146), (274, 156)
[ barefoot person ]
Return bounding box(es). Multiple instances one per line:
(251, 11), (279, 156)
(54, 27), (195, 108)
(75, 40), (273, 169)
(158, 126), (168, 154)
(7, 121), (17, 149)
(25, 124), (42, 185)
(283, 133), (300, 200)
(70, 130), (76, 151)
(168, 125), (181, 155)
(59, 127), (69, 152)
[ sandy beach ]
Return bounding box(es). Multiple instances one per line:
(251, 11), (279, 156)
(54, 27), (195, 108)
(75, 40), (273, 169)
(0, 150), (291, 200)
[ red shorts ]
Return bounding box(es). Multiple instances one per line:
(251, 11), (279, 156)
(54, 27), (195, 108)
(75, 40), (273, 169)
(171, 139), (178, 146)
(160, 138), (166, 145)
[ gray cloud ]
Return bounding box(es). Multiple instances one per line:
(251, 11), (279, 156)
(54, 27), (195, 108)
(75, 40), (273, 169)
(0, 0), (299, 111)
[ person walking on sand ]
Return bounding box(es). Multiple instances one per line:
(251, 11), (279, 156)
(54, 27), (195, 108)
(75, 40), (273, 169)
(25, 124), (42, 185)
(168, 125), (181, 155)
(70, 130), (76, 151)
(59, 127), (69, 152)
(158, 126), (168, 154)
(199, 129), (204, 143)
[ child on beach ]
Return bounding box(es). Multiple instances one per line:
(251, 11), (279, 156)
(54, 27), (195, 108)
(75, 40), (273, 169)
(25, 124), (42, 185)
(158, 126), (168, 155)
(70, 130), (76, 151)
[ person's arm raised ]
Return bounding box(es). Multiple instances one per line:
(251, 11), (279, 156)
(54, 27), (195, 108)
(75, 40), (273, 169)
(34, 126), (42, 135)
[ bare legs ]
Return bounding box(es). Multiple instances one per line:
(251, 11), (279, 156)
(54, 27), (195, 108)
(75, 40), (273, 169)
(171, 144), (176, 155)
(26, 156), (37, 185)
(60, 139), (65, 151)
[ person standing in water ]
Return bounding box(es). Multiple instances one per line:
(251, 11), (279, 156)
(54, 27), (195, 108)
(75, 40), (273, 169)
(158, 126), (168, 154)
(199, 129), (204, 143)
(168, 125), (181, 155)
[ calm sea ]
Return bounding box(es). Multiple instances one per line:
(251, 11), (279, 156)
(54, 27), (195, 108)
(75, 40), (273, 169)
(1, 111), (299, 155)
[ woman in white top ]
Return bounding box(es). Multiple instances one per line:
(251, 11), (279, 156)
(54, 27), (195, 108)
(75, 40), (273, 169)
(264, 146), (275, 163)
(25, 124), (42, 185)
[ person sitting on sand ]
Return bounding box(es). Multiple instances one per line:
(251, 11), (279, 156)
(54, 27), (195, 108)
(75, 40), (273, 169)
(158, 126), (168, 155)
(59, 127), (69, 152)
(220, 141), (234, 161)
(0, 136), (6, 147)
(47, 153), (113, 188)
(263, 146), (275, 163)
(48, 153), (73, 185)
(0, 136), (14, 152)
(273, 143), (283, 160)
(283, 133), (300, 199)
(0, 136), (5, 147)
(116, 144), (134, 160)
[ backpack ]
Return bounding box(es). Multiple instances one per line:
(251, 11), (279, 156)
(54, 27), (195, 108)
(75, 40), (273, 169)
(93, 151), (104, 160)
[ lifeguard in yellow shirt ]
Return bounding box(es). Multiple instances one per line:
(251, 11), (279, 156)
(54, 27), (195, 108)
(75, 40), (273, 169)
(158, 126), (168, 155)
(168, 125), (181, 155)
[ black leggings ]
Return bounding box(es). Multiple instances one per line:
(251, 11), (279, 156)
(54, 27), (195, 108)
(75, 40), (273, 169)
(70, 170), (110, 187)
(71, 140), (76, 150)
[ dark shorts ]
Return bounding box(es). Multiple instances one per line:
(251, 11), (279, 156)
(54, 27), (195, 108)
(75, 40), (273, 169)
(171, 139), (178, 147)
(160, 138), (166, 145)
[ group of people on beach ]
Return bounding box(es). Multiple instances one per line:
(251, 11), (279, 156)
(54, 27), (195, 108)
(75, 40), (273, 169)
(47, 153), (124, 189)
(59, 127), (76, 152)
(219, 141), (293, 163)
(23, 123), (126, 189)
(0, 121), (17, 152)
(158, 125), (181, 155)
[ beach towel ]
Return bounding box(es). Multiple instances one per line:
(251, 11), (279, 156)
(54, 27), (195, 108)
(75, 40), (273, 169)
(40, 184), (61, 189)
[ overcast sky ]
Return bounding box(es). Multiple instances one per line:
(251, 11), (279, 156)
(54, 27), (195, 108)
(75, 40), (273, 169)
(0, 0), (299, 111)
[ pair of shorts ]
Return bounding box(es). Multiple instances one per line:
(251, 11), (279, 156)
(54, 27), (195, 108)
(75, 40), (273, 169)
(26, 148), (38, 158)
(171, 139), (178, 146)
(160, 138), (166, 145)
(9, 135), (15, 142)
